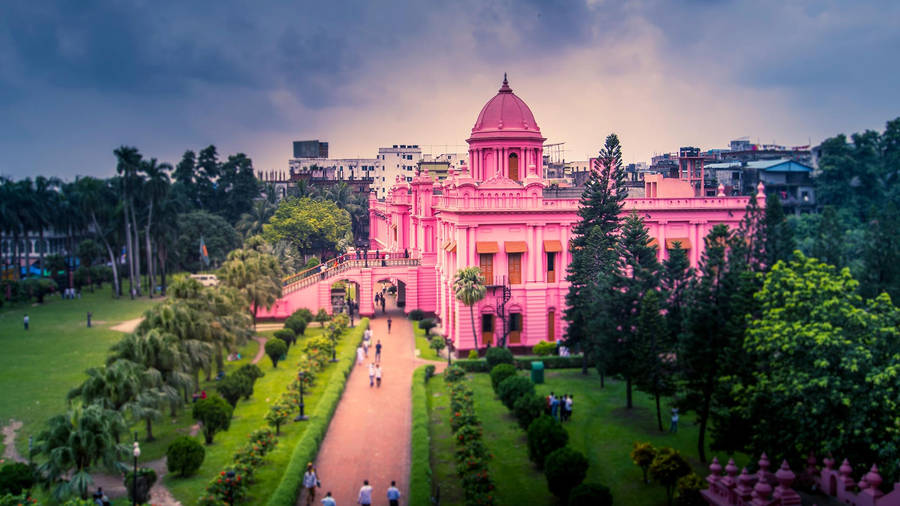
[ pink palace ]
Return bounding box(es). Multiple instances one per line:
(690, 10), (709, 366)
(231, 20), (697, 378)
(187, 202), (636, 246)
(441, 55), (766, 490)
(261, 77), (758, 352)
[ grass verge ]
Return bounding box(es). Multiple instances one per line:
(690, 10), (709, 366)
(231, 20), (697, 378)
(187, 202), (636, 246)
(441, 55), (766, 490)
(413, 324), (441, 361)
(410, 366), (432, 505)
(425, 374), (464, 504)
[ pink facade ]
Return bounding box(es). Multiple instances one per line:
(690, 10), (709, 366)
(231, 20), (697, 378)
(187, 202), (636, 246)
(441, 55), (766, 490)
(263, 77), (757, 352)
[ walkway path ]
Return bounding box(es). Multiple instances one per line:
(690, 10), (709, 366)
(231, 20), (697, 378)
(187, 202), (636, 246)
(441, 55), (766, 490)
(299, 299), (425, 505)
(251, 336), (268, 365)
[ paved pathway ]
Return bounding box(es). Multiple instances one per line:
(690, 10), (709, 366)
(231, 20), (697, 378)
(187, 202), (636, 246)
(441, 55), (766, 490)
(298, 300), (421, 505)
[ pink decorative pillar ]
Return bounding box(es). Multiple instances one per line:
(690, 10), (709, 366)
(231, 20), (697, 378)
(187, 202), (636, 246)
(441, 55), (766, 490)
(773, 460), (801, 505)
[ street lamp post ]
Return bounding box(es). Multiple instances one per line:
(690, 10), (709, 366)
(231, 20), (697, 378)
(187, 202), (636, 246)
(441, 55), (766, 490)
(329, 328), (338, 363)
(294, 371), (308, 421)
(132, 433), (140, 506)
(445, 337), (452, 367)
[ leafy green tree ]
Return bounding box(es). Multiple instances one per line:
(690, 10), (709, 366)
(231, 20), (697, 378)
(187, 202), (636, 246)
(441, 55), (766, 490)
(0, 463), (35, 496)
(861, 199), (900, 301)
(545, 447), (589, 500)
(650, 447), (692, 506)
(166, 436), (205, 477)
(265, 401), (293, 436)
(630, 442), (657, 484)
(192, 395), (233, 444)
(262, 197), (352, 258)
(453, 267), (487, 349)
(35, 404), (127, 500)
(526, 415), (568, 468)
(216, 373), (252, 407)
(660, 242), (692, 344)
(736, 252), (900, 481)
(633, 290), (675, 431)
(418, 318), (437, 335)
(429, 336), (446, 356)
(237, 200), (276, 239)
(315, 308), (330, 327)
(763, 193), (794, 268)
(219, 247), (283, 328)
(265, 338), (288, 368)
(565, 134), (628, 376)
(171, 210), (241, 272)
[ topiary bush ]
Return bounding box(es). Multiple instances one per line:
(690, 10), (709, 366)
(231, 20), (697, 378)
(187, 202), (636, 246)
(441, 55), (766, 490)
(568, 483), (613, 506)
(532, 340), (556, 356)
(485, 347), (514, 369)
(631, 441), (657, 484)
(273, 328), (296, 347)
(424, 364), (436, 383)
(489, 363), (517, 392)
(291, 308), (314, 323)
(444, 365), (466, 383)
(650, 447), (692, 506)
(0, 463), (34, 495)
(418, 318), (437, 335)
(674, 473), (707, 506)
(192, 395), (233, 444)
(166, 436), (206, 477)
(408, 309), (425, 321)
(429, 336), (446, 356)
(264, 338), (288, 368)
(217, 373), (252, 407)
(545, 447), (589, 500)
(497, 375), (535, 410)
(513, 394), (546, 430)
(526, 415), (568, 468)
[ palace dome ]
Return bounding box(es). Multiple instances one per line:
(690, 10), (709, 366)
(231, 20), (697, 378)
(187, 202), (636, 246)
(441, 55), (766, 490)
(470, 75), (542, 140)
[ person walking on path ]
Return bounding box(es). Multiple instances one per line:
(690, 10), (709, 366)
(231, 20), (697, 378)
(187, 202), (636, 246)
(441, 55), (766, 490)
(303, 463), (320, 506)
(387, 481), (401, 506)
(375, 365), (382, 387)
(321, 491), (336, 506)
(23, 314), (29, 331)
(387, 318), (392, 334)
(357, 344), (365, 366)
(670, 408), (679, 433)
(357, 480), (373, 505)
(368, 363), (376, 387)
(375, 340), (382, 364)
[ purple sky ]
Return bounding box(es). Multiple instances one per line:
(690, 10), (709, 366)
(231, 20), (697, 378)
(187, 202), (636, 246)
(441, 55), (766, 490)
(1, 0), (898, 179)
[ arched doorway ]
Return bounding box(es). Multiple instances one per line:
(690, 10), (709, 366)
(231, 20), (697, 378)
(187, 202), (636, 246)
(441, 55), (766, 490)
(508, 152), (519, 181)
(374, 278), (406, 313)
(331, 279), (360, 315)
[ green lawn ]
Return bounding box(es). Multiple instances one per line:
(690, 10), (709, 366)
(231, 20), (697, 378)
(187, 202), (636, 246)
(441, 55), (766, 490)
(165, 325), (361, 505)
(413, 323), (441, 361)
(435, 370), (749, 506)
(425, 374), (465, 505)
(0, 288), (157, 456)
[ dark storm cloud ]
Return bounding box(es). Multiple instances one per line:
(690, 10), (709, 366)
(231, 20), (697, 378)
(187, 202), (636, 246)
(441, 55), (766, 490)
(0, 0), (898, 179)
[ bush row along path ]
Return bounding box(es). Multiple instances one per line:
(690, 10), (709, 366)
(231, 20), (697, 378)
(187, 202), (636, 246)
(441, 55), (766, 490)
(298, 297), (443, 505)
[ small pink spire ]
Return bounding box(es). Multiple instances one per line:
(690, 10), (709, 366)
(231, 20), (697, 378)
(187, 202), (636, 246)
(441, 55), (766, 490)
(863, 465), (884, 498)
(499, 73), (512, 93)
(707, 457), (722, 486)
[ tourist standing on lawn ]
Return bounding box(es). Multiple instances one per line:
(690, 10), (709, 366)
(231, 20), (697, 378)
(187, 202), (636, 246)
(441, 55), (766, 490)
(357, 480), (373, 505)
(564, 394), (573, 422)
(375, 340), (382, 364)
(670, 408), (679, 433)
(23, 314), (29, 331)
(303, 463), (319, 506)
(387, 481), (401, 506)
(550, 394), (560, 421)
(375, 364), (382, 387)
(368, 363), (376, 387)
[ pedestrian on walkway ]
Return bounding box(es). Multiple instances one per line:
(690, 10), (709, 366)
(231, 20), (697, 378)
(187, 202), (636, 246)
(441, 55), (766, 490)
(375, 365), (382, 387)
(368, 363), (376, 387)
(321, 491), (336, 506)
(357, 480), (373, 505)
(387, 318), (392, 334)
(363, 338), (369, 358)
(387, 480), (401, 506)
(23, 314), (29, 331)
(375, 340), (382, 363)
(381, 298), (386, 313)
(303, 463), (319, 506)
(357, 344), (365, 366)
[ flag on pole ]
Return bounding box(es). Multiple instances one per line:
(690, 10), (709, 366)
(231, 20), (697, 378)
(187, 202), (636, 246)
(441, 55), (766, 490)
(200, 236), (210, 267)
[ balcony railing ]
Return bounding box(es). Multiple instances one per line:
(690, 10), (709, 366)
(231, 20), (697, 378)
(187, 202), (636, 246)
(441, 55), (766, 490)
(282, 252), (420, 295)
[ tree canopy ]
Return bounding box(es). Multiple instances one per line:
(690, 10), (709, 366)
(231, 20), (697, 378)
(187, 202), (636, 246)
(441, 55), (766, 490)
(262, 197), (352, 259)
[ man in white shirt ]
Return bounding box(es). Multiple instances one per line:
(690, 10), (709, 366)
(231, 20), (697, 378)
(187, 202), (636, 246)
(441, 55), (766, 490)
(357, 480), (373, 505)
(321, 491), (336, 506)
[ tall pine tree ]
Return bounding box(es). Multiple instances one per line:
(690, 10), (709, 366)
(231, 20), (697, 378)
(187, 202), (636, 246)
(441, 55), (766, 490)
(633, 289), (675, 431)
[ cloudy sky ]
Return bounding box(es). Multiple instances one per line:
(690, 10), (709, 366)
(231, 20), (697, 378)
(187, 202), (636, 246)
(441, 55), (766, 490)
(1, 0), (898, 180)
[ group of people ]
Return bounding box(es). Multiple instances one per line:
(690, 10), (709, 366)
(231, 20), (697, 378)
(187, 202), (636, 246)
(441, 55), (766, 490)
(358, 328), (384, 387)
(374, 292), (387, 314)
(546, 392), (574, 422)
(303, 464), (403, 506)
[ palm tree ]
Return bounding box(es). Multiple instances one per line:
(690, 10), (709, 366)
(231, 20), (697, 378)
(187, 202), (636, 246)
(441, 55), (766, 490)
(236, 199), (276, 238)
(141, 158), (172, 297)
(453, 266), (487, 351)
(14, 178), (37, 278)
(219, 247), (283, 329)
(114, 146), (144, 297)
(33, 176), (60, 278)
(74, 177), (122, 297)
(35, 404), (127, 501)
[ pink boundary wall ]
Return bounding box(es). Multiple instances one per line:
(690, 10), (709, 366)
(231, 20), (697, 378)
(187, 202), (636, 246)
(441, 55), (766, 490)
(260, 78), (758, 352)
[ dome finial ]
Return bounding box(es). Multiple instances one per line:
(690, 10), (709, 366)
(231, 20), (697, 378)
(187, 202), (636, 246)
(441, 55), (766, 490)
(499, 73), (512, 93)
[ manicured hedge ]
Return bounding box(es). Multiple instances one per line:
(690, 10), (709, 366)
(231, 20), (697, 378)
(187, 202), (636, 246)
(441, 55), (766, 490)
(453, 355), (584, 372)
(265, 318), (369, 506)
(410, 366), (432, 505)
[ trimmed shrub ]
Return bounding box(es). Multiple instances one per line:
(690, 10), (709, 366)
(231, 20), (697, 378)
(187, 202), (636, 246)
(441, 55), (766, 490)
(489, 364), (518, 392)
(264, 338), (288, 368)
(408, 309), (425, 321)
(265, 401), (293, 435)
(631, 441), (657, 484)
(166, 436), (206, 477)
(410, 367), (432, 506)
(284, 315), (308, 337)
(485, 346), (514, 369)
(314, 308), (330, 326)
(273, 328), (296, 347)
(217, 373), (252, 407)
(650, 447), (692, 506)
(497, 375), (535, 410)
(424, 364), (436, 383)
(125, 467), (157, 504)
(444, 365), (466, 383)
(302, 335), (334, 356)
(545, 447), (589, 499)
(532, 341), (556, 356)
(265, 319), (369, 506)
(513, 394), (546, 430)
(291, 308), (314, 323)
(453, 359), (490, 372)
(568, 483), (613, 506)
(675, 473), (707, 506)
(514, 356), (584, 370)
(429, 336), (446, 356)
(0, 463), (34, 495)
(418, 318), (437, 335)
(526, 415), (568, 468)
(467, 350), (479, 359)
(192, 395), (233, 444)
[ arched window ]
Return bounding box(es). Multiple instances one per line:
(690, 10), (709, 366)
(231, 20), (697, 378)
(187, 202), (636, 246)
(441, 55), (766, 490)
(508, 153), (519, 181)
